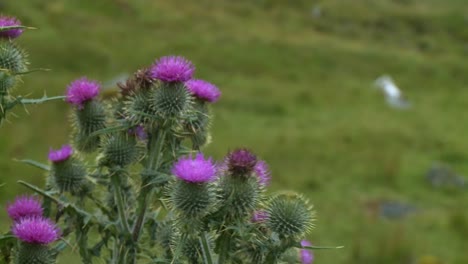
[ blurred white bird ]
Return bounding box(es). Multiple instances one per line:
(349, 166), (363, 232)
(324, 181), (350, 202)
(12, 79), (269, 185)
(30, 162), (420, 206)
(374, 75), (411, 109)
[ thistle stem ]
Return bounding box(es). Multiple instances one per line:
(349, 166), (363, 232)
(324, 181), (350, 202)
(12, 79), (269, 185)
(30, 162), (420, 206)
(132, 129), (166, 241)
(111, 171), (132, 236)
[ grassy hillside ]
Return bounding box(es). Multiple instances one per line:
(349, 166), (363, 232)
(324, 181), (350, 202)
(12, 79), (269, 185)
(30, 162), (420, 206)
(1, 0), (467, 263)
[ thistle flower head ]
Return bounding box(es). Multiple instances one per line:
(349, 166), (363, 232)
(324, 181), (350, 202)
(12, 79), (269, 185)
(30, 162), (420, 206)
(12, 217), (60, 244)
(48, 145), (73, 163)
(251, 210), (269, 223)
(300, 240), (314, 264)
(150, 56), (194, 83)
(7, 196), (43, 221)
(226, 148), (257, 176)
(172, 153), (216, 183)
(254, 160), (271, 186)
(185, 79), (221, 103)
(65, 77), (101, 109)
(0, 16), (23, 39)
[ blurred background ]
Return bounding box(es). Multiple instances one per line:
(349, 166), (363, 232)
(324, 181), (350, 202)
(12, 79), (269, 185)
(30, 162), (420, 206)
(1, 0), (468, 263)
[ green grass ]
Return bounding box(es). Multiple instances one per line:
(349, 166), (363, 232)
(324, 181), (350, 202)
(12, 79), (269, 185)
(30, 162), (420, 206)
(1, 0), (468, 263)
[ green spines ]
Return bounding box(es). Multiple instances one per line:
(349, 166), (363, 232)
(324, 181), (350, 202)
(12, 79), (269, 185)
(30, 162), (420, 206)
(152, 83), (191, 122)
(98, 132), (141, 167)
(124, 89), (156, 125)
(73, 100), (106, 152)
(184, 101), (212, 149)
(218, 175), (261, 221)
(171, 180), (216, 220)
(266, 192), (315, 238)
(0, 71), (16, 96)
(15, 243), (54, 264)
(50, 157), (87, 195)
(0, 42), (28, 74)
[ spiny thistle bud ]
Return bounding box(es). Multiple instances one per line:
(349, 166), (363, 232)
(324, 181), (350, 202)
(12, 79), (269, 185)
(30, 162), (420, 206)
(98, 131), (141, 168)
(0, 41), (28, 74)
(151, 82), (192, 122)
(12, 217), (60, 264)
(0, 16), (23, 39)
(124, 89), (157, 125)
(66, 77), (106, 152)
(170, 153), (217, 219)
(266, 192), (315, 238)
(7, 196), (43, 222)
(0, 71), (17, 96)
(48, 145), (87, 195)
(150, 56), (195, 83)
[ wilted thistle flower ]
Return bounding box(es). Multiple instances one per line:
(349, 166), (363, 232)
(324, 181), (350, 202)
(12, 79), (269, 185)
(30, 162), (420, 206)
(300, 240), (314, 264)
(266, 192), (315, 238)
(65, 77), (100, 109)
(0, 16), (23, 39)
(150, 56), (195, 83)
(170, 153), (217, 219)
(12, 217), (60, 244)
(185, 79), (221, 103)
(12, 217), (60, 264)
(226, 148), (257, 176)
(7, 196), (43, 222)
(48, 145), (87, 195)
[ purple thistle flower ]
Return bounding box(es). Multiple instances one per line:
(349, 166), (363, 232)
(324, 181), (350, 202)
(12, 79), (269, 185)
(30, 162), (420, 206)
(65, 77), (101, 109)
(12, 217), (60, 244)
(128, 125), (148, 140)
(254, 160), (271, 186)
(48, 145), (73, 163)
(172, 153), (216, 183)
(300, 240), (314, 264)
(7, 196), (43, 222)
(150, 56), (195, 83)
(0, 16), (23, 39)
(185, 79), (221, 103)
(251, 210), (269, 223)
(226, 148), (257, 176)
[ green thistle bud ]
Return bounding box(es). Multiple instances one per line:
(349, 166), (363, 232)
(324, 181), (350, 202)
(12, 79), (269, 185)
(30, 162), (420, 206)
(266, 192), (315, 238)
(184, 101), (212, 149)
(0, 71), (16, 96)
(16, 242), (55, 264)
(171, 180), (216, 220)
(0, 42), (28, 74)
(98, 132), (141, 167)
(218, 175), (261, 221)
(124, 89), (157, 125)
(73, 100), (106, 152)
(151, 82), (191, 122)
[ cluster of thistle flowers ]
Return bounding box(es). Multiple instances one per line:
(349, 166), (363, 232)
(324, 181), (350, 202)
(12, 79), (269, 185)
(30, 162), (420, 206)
(0, 16), (28, 124)
(5, 196), (60, 264)
(4, 55), (316, 263)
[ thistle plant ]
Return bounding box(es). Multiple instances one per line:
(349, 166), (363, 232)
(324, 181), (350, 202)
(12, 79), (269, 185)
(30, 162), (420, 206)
(0, 16), (340, 264)
(0, 16), (64, 126)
